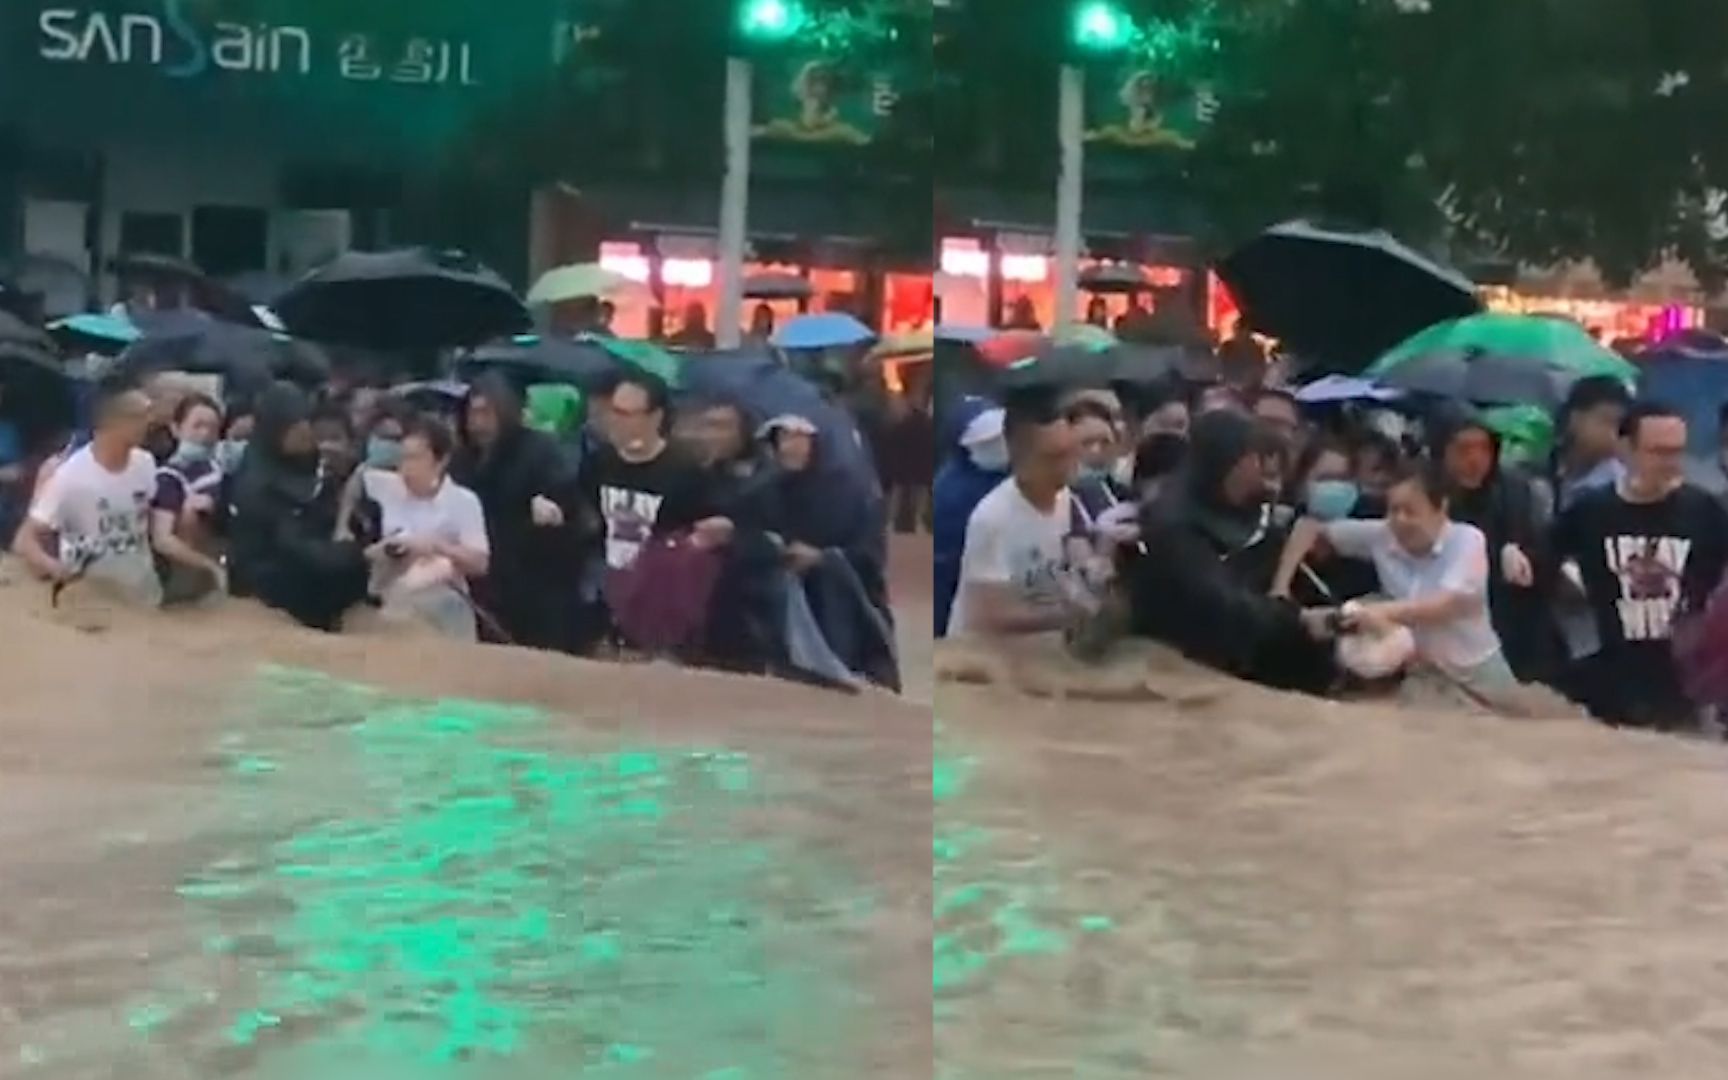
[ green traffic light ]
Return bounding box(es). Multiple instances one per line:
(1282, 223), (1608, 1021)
(1071, 1), (1133, 52)
(738, 0), (807, 41)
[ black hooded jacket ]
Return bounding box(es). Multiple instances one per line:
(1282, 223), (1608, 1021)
(453, 374), (586, 647)
(1133, 411), (1332, 691)
(1430, 409), (1555, 682)
(227, 382), (365, 629)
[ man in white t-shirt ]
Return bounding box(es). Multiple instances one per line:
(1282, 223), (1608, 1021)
(360, 418), (490, 639)
(948, 400), (1084, 638)
(13, 386), (163, 608)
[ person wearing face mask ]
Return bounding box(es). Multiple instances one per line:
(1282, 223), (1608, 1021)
(226, 383), (369, 631)
(150, 392), (228, 603)
(1134, 409), (1337, 692)
(1066, 399), (1134, 530)
(335, 401), (411, 548)
(934, 399), (1009, 637)
(1276, 437), (1379, 606)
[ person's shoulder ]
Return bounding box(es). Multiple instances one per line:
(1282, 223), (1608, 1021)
(1446, 520), (1490, 553)
(444, 478), (485, 510)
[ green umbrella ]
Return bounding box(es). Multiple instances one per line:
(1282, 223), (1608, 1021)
(1368, 313), (1636, 382)
(583, 334), (684, 389)
(1480, 404), (1555, 468)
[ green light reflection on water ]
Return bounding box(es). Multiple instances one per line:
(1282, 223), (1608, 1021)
(115, 667), (862, 1077)
(932, 722), (1114, 995)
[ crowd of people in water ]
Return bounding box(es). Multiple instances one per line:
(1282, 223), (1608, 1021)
(3, 359), (916, 695)
(938, 365), (1728, 735)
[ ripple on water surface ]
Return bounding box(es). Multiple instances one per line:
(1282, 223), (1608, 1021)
(18, 667), (874, 1079)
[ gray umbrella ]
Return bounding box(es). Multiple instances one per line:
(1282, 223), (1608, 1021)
(1373, 347), (1575, 408)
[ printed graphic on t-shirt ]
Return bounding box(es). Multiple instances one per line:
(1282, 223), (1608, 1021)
(68, 490), (152, 569)
(1605, 534), (1691, 641)
(601, 485), (666, 569)
(1015, 544), (1069, 607)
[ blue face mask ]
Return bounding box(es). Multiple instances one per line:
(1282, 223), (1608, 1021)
(1306, 479), (1361, 522)
(367, 436), (404, 471)
(214, 439), (247, 473)
(173, 439), (212, 466)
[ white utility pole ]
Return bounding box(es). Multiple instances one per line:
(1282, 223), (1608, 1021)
(1054, 63), (1086, 328)
(716, 56), (754, 349)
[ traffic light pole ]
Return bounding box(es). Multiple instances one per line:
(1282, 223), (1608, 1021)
(1054, 63), (1085, 329)
(717, 56), (754, 349)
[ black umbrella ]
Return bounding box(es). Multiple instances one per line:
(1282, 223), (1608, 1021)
(0, 335), (78, 438)
(117, 309), (329, 393)
(459, 335), (620, 390)
(112, 251), (204, 281)
(1079, 264), (1153, 294)
(0, 254), (90, 318)
(1373, 348), (1576, 409)
(743, 272), (813, 301)
(1216, 219), (1482, 374)
(0, 309), (51, 352)
(275, 247), (531, 351)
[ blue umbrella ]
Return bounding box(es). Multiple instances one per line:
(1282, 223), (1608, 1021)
(1294, 374), (1404, 405)
(680, 347), (879, 494)
(770, 312), (875, 350)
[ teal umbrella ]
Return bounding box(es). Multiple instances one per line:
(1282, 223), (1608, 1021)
(584, 334), (684, 389)
(1367, 314), (1636, 407)
(1370, 313), (1635, 380)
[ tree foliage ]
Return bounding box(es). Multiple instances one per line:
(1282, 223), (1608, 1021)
(1189, 0), (1728, 287)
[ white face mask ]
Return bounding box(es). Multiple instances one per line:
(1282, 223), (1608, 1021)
(968, 437), (1009, 472)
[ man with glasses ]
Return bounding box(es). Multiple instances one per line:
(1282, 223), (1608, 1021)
(1552, 401), (1728, 732)
(583, 371), (732, 573)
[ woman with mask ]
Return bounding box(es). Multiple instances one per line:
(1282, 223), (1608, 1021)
(1275, 438), (1380, 605)
(1066, 399), (1134, 528)
(335, 400), (411, 548)
(150, 393), (228, 603)
(227, 382), (369, 631)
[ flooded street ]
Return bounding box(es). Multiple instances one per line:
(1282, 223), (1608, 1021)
(936, 644), (1728, 1080)
(0, 565), (929, 1079)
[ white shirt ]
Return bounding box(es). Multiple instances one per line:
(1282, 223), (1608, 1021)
(362, 470), (490, 559)
(29, 445), (162, 606)
(1325, 518), (1503, 670)
(947, 478), (1072, 637)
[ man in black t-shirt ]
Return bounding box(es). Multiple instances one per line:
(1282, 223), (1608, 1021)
(579, 371), (733, 571)
(1552, 402), (1728, 731)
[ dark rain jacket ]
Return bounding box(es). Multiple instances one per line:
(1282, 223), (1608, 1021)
(1132, 410), (1334, 692)
(227, 382), (366, 631)
(453, 374), (587, 651)
(1431, 410), (1557, 683)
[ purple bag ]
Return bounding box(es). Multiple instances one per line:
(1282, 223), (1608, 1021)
(604, 535), (722, 654)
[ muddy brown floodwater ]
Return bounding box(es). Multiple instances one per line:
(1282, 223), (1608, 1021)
(935, 639), (1728, 1079)
(0, 541), (931, 1080)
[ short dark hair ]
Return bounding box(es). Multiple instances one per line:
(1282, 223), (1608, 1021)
(1003, 393), (1063, 447)
(92, 381), (145, 427)
(310, 404), (352, 436)
(1388, 460), (1450, 507)
(173, 392), (222, 426)
(1294, 435), (1350, 485)
(602, 369), (671, 414)
(1562, 375), (1632, 418)
(402, 415), (456, 461)
(1621, 400), (1685, 443)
